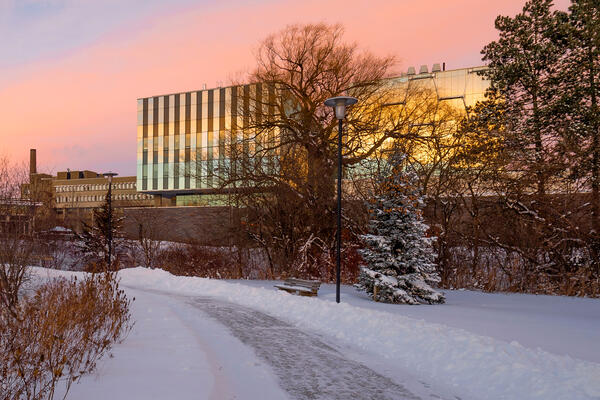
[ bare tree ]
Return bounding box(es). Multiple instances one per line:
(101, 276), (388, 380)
(219, 24), (441, 278)
(0, 157), (36, 319)
(129, 207), (165, 269)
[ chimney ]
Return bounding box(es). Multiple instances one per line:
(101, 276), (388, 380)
(30, 149), (37, 175)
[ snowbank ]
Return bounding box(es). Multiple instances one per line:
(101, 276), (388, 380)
(233, 279), (600, 364)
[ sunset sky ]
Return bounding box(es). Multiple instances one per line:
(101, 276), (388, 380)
(0, 0), (570, 176)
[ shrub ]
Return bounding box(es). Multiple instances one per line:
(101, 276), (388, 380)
(158, 243), (239, 279)
(0, 272), (133, 400)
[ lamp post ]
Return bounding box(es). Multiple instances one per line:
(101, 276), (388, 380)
(324, 96), (358, 303)
(103, 172), (118, 268)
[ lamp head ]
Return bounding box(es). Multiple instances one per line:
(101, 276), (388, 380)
(324, 96), (358, 120)
(102, 171), (118, 183)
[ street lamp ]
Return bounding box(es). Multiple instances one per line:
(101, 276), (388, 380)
(103, 172), (118, 268)
(324, 96), (358, 303)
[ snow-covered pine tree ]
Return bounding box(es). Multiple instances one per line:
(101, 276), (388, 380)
(356, 156), (444, 304)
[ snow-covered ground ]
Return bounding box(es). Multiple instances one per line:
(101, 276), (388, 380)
(33, 267), (600, 400)
(232, 279), (600, 364)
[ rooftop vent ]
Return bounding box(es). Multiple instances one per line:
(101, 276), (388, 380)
(407, 66), (416, 75)
(419, 65), (429, 74)
(432, 63), (442, 72)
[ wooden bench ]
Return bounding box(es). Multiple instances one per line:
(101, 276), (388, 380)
(275, 278), (321, 297)
(30, 255), (54, 267)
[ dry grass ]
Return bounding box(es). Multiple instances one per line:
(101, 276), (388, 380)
(440, 247), (600, 297)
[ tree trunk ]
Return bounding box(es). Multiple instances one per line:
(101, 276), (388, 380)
(588, 45), (600, 273)
(532, 90), (546, 196)
(306, 146), (336, 239)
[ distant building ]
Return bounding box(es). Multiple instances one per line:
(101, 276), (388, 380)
(53, 170), (156, 213)
(22, 150), (159, 232)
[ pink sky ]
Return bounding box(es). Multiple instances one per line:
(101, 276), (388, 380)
(0, 0), (570, 176)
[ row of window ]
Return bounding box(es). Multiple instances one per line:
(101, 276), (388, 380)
(139, 156), (279, 191)
(55, 182), (136, 193)
(55, 193), (152, 203)
(137, 85), (264, 111)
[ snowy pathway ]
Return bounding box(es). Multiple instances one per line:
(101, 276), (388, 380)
(59, 285), (444, 400)
(56, 287), (290, 400)
(187, 296), (423, 400)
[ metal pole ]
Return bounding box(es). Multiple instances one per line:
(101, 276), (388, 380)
(336, 118), (343, 303)
(107, 179), (112, 268)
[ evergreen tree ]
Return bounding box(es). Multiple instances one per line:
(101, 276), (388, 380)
(460, 0), (600, 290)
(560, 0), (600, 268)
(76, 195), (123, 269)
(356, 156), (444, 304)
(481, 0), (567, 195)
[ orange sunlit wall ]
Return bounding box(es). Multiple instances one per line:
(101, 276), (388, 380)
(0, 0), (570, 175)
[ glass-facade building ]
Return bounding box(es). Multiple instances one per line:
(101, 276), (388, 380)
(137, 66), (489, 200)
(406, 65), (489, 108)
(137, 86), (239, 194)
